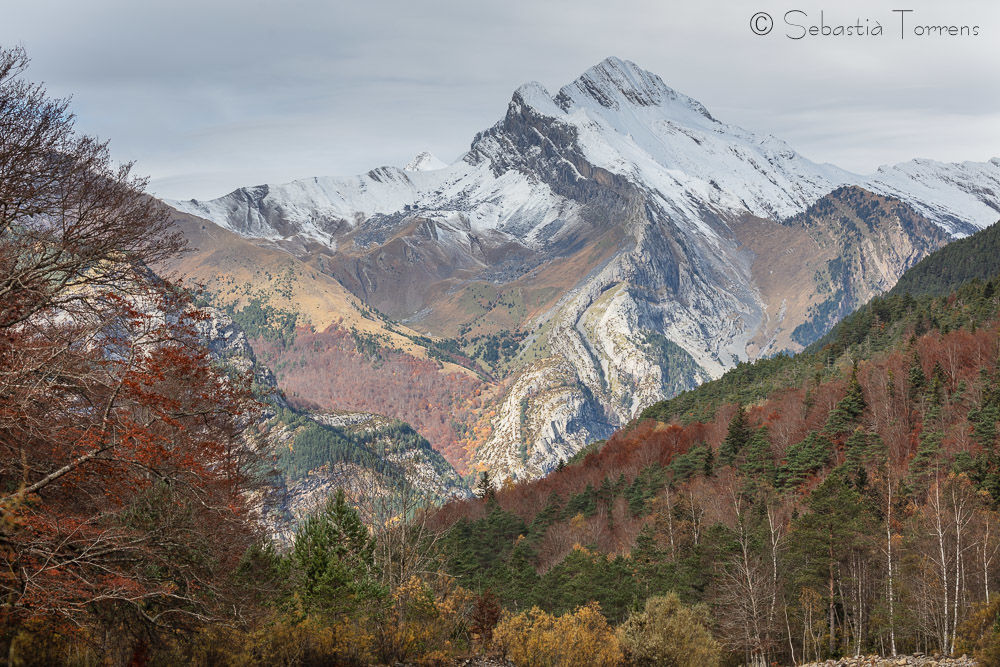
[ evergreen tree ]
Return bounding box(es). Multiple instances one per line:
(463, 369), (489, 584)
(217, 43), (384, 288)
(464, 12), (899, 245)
(971, 369), (1000, 448)
(476, 470), (495, 499)
(741, 427), (776, 486)
(790, 476), (871, 657)
(625, 478), (646, 516)
(907, 364), (949, 491)
(527, 493), (563, 541)
(908, 417), (944, 491)
(668, 442), (712, 482)
(444, 503), (528, 591)
(631, 525), (682, 602)
(500, 541), (541, 610)
(539, 548), (638, 622)
(842, 428), (883, 490)
(825, 365), (866, 436)
(908, 352), (927, 402)
(778, 432), (833, 490)
(720, 404), (751, 466)
(596, 476), (614, 509)
(287, 489), (385, 617)
(565, 483), (599, 518)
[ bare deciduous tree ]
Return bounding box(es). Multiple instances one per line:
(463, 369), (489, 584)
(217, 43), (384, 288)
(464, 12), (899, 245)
(0, 45), (264, 663)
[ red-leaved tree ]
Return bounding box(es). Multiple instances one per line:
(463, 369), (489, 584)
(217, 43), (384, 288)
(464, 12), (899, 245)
(0, 45), (266, 662)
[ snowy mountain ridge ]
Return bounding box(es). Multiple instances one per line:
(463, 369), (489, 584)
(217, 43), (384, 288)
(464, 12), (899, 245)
(168, 57), (1000, 483)
(404, 151), (448, 172)
(171, 58), (998, 243)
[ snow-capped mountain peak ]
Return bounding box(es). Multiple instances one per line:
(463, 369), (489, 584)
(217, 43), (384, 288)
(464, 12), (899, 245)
(170, 56), (999, 242)
(488, 57), (856, 222)
(404, 151), (448, 172)
(555, 56), (713, 120)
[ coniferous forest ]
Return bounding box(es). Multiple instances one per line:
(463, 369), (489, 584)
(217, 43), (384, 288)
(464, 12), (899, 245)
(4, 44), (1000, 667)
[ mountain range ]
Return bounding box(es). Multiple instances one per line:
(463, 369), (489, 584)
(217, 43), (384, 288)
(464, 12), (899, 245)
(164, 56), (1000, 484)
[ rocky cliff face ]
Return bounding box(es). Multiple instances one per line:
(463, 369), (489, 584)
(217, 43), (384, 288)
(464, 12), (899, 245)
(194, 306), (281, 391)
(778, 186), (951, 346)
(263, 409), (469, 542)
(170, 57), (999, 483)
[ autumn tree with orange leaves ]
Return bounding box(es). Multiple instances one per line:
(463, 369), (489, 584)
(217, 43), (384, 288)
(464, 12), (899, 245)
(0, 45), (267, 663)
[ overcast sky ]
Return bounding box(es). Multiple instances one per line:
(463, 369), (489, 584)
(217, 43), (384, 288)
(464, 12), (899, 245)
(3, 0), (998, 200)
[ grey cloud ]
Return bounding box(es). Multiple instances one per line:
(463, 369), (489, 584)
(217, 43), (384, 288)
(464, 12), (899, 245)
(3, 0), (998, 199)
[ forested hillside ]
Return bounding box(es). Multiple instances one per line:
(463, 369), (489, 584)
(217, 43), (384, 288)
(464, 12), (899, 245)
(252, 326), (489, 469)
(889, 220), (1000, 297)
(424, 221), (1000, 664)
(263, 406), (469, 535)
(641, 222), (1000, 426)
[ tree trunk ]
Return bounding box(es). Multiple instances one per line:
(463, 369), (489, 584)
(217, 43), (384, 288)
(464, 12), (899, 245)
(933, 481), (950, 652)
(665, 489), (676, 561)
(785, 601), (797, 665)
(887, 474), (897, 656)
(952, 501), (961, 656)
(768, 506), (782, 655)
(984, 521), (991, 605)
(829, 536), (836, 655)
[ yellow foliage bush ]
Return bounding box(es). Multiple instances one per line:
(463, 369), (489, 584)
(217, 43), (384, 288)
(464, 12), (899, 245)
(253, 615), (375, 666)
(617, 593), (721, 667)
(956, 596), (1000, 666)
(177, 615), (374, 666)
(5, 618), (99, 667)
(492, 601), (624, 667)
(373, 575), (476, 664)
(173, 576), (475, 666)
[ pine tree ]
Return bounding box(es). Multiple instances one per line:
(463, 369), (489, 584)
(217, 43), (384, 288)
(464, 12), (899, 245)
(720, 404), (751, 466)
(778, 432), (834, 490)
(825, 366), (867, 437)
(501, 541), (541, 610)
(972, 408), (998, 450)
(843, 428), (883, 490)
(741, 427), (776, 486)
(908, 415), (944, 492)
(906, 360), (950, 490)
(908, 352), (927, 402)
(287, 489), (385, 617)
(790, 475), (871, 657)
(597, 476), (614, 508)
(476, 470), (495, 499)
(625, 479), (645, 516)
(668, 442), (712, 482)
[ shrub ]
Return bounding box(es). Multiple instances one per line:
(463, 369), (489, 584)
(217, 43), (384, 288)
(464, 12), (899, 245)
(372, 576), (476, 664)
(492, 601), (623, 667)
(956, 597), (1000, 666)
(617, 593), (721, 667)
(161, 614), (375, 667)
